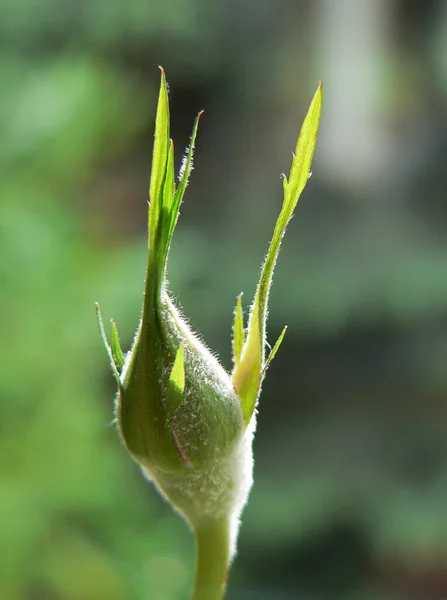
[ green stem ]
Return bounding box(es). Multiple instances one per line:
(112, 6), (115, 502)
(191, 518), (231, 600)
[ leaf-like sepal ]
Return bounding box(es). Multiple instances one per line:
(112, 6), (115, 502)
(157, 139), (175, 277)
(111, 319), (125, 371)
(166, 342), (186, 417)
(263, 326), (287, 375)
(232, 293), (245, 366)
(174, 111), (203, 219)
(285, 82), (323, 213)
(147, 72), (203, 304)
(95, 303), (122, 387)
(148, 67), (170, 273)
(232, 83), (322, 425)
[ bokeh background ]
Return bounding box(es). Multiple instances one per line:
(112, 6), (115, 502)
(3, 0), (447, 598)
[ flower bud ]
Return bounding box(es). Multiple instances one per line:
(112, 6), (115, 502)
(96, 70), (322, 548)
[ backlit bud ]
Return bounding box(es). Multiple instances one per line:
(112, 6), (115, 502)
(96, 69), (322, 556)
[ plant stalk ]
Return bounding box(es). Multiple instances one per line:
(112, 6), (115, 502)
(191, 518), (231, 600)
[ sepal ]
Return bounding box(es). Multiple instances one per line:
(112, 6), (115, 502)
(232, 293), (245, 366)
(232, 82), (322, 426)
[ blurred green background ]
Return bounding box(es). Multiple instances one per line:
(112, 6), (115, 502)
(3, 0), (447, 598)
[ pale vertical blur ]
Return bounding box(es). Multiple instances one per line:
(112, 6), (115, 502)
(317, 0), (392, 189)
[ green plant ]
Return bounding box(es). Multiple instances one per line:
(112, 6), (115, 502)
(96, 68), (322, 600)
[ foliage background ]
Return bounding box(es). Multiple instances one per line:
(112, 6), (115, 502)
(2, 0), (447, 598)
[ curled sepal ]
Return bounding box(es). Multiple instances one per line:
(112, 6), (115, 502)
(232, 293), (245, 366)
(232, 83), (322, 426)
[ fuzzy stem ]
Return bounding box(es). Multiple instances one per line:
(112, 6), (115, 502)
(191, 518), (231, 600)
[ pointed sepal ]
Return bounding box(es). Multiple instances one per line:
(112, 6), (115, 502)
(174, 111), (203, 220)
(263, 326), (287, 375)
(286, 81), (323, 208)
(166, 342), (186, 417)
(157, 139), (175, 275)
(148, 67), (170, 257)
(232, 83), (322, 425)
(147, 74), (203, 302)
(232, 293), (245, 366)
(111, 319), (125, 371)
(95, 303), (122, 388)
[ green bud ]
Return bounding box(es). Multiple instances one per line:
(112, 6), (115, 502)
(96, 70), (322, 552)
